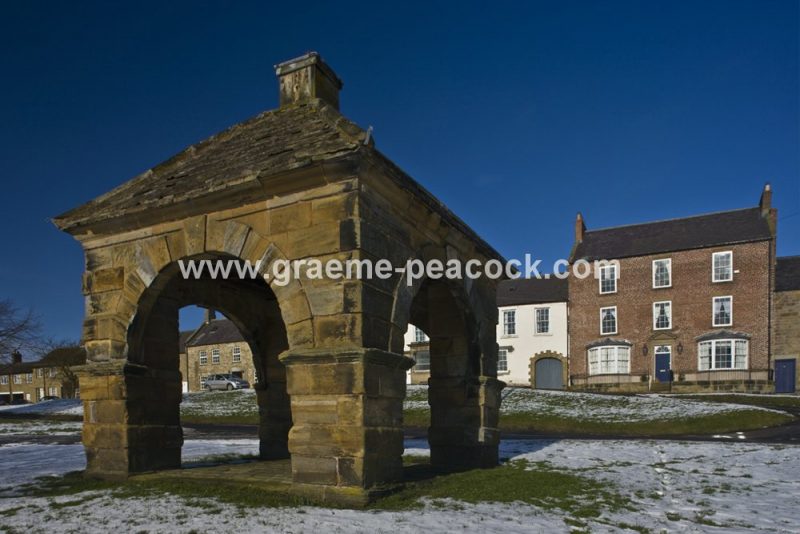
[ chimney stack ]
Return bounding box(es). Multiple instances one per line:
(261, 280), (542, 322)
(275, 52), (343, 110)
(11, 351), (22, 365)
(759, 183), (772, 218)
(575, 212), (586, 243)
(204, 308), (217, 324)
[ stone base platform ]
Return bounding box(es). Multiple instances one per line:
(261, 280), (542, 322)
(128, 459), (399, 507)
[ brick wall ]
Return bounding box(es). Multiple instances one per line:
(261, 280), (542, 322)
(569, 241), (773, 391)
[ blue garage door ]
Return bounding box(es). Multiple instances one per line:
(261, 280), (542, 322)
(775, 359), (796, 394)
(535, 358), (564, 390)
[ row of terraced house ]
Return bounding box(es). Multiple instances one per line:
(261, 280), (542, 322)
(404, 184), (800, 394)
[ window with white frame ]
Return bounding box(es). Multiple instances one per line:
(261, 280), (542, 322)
(48, 387), (58, 396)
(599, 264), (618, 294)
(588, 345), (630, 375)
(503, 310), (516, 336)
(713, 296), (732, 326)
(652, 259), (671, 288)
(232, 346), (241, 363)
(25, 373), (32, 384)
(0, 376), (7, 385)
(600, 306), (617, 335)
(712, 251), (733, 282)
(498, 348), (508, 372)
(13, 375), (21, 384)
(49, 368), (57, 378)
(414, 327), (428, 343)
(414, 351), (430, 371)
(211, 348), (220, 364)
(653, 301), (672, 330)
(199, 351), (208, 365)
(535, 307), (550, 334)
(698, 339), (747, 370)
(36, 368), (43, 378)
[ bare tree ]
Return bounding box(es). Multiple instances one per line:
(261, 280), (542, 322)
(0, 299), (41, 360)
(36, 337), (83, 399)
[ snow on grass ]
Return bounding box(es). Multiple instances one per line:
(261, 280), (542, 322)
(1, 437), (798, 532)
(0, 420), (82, 436)
(406, 385), (783, 422)
(0, 399), (83, 416)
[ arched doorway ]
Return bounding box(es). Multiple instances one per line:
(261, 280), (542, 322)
(119, 253), (292, 471)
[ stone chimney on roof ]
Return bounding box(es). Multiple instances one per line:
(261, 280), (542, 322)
(11, 351), (22, 365)
(204, 308), (217, 324)
(275, 52), (343, 110)
(759, 182), (772, 218)
(575, 212), (586, 243)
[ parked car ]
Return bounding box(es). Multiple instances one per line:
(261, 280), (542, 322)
(203, 374), (250, 391)
(40, 396), (60, 401)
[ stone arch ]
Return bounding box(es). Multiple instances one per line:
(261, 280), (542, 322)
(388, 245), (502, 469)
(529, 350), (567, 390)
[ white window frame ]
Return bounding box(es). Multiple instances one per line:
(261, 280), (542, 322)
(49, 368), (57, 378)
(13, 374), (21, 385)
(0, 376), (7, 385)
(36, 368), (43, 378)
(497, 348), (508, 373)
(652, 258), (672, 288)
(414, 350), (430, 371)
(534, 307), (551, 335)
(211, 348), (221, 364)
(25, 373), (33, 384)
(600, 306), (618, 335)
(652, 301), (672, 330)
(698, 339), (748, 370)
(587, 345), (630, 375)
(199, 351), (208, 365)
(502, 309), (517, 337)
(414, 327), (428, 343)
(598, 264), (618, 294)
(48, 386), (58, 396)
(712, 251), (733, 283)
(232, 345), (242, 363)
(712, 296), (733, 327)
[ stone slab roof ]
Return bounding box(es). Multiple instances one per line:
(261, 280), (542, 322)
(186, 319), (245, 348)
(53, 99), (367, 233)
(496, 277), (568, 306)
(776, 256), (800, 292)
(570, 207), (773, 262)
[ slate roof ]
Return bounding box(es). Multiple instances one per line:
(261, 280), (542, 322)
(496, 277), (568, 306)
(776, 256), (800, 292)
(0, 346), (86, 375)
(570, 208), (773, 262)
(53, 99), (368, 232)
(185, 319), (245, 348)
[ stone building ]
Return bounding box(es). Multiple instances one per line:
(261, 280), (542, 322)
(568, 184), (777, 393)
(0, 347), (86, 403)
(405, 277), (568, 388)
(53, 51), (503, 502)
(178, 310), (256, 392)
(773, 255), (800, 393)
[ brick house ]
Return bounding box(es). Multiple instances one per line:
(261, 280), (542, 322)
(773, 256), (800, 393)
(0, 347), (86, 403)
(568, 185), (777, 393)
(178, 310), (256, 392)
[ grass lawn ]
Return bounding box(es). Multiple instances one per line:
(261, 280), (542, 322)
(679, 394), (800, 412)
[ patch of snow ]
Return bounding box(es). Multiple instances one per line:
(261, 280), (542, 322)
(0, 399), (83, 416)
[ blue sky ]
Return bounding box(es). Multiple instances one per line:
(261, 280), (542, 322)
(1, 0), (798, 344)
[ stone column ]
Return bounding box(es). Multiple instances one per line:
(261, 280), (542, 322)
(80, 361), (183, 479)
(428, 375), (503, 469)
(281, 348), (413, 500)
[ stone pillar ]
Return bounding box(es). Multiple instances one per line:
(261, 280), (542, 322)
(281, 348), (413, 498)
(428, 375), (503, 469)
(80, 361), (183, 479)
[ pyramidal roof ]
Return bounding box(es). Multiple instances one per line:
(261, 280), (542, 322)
(53, 98), (368, 233)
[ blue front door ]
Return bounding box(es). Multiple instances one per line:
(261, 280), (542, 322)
(775, 359), (796, 394)
(655, 348), (671, 382)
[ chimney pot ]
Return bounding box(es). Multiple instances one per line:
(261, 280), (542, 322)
(759, 182), (772, 217)
(204, 308), (217, 324)
(275, 52), (343, 110)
